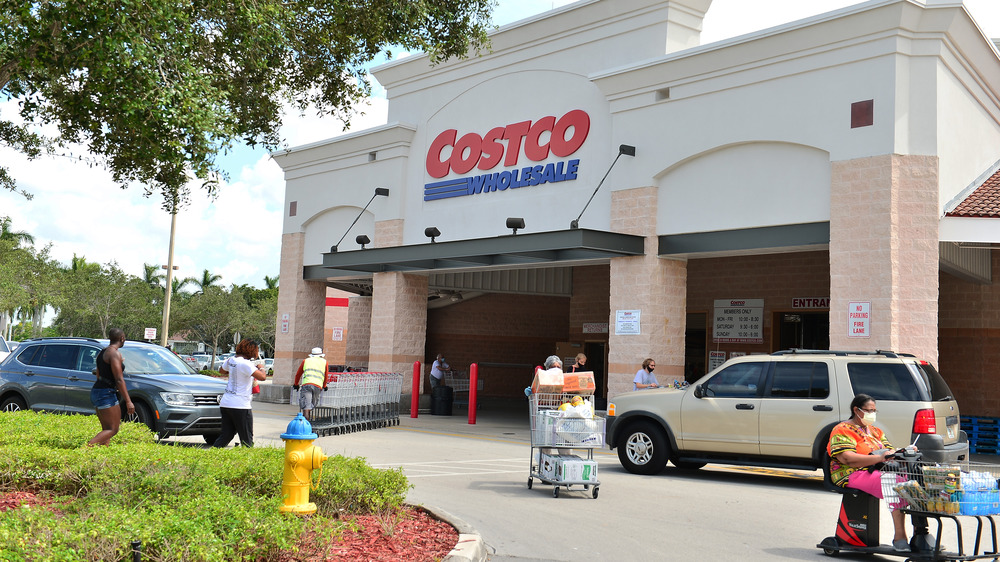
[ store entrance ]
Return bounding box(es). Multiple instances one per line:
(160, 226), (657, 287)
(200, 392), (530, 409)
(775, 311), (829, 351)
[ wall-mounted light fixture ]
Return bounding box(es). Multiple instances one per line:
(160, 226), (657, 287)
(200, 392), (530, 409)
(506, 217), (525, 235)
(570, 144), (635, 229)
(330, 187), (390, 252)
(355, 234), (371, 249)
(425, 226), (441, 243)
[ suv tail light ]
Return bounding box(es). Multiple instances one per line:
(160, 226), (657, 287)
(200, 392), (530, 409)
(912, 409), (937, 434)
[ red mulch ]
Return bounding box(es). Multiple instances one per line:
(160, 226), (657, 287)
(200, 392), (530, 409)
(0, 491), (458, 561)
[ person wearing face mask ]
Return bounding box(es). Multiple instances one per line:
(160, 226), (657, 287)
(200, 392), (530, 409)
(633, 358), (659, 390)
(828, 393), (914, 552)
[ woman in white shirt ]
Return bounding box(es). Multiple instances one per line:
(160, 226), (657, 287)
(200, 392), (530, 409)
(213, 339), (267, 448)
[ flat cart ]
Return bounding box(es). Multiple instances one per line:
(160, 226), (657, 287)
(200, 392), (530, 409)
(527, 392), (605, 498)
(819, 455), (1000, 560)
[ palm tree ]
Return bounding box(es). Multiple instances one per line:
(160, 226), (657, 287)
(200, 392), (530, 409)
(143, 263), (165, 288)
(70, 254), (100, 274)
(0, 216), (34, 247)
(172, 277), (192, 295)
(264, 275), (279, 290)
(185, 269), (222, 294)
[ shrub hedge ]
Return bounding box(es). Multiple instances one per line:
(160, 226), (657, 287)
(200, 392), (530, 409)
(0, 411), (410, 561)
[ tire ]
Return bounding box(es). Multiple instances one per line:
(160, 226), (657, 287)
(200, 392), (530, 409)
(673, 460), (706, 470)
(203, 433), (221, 445)
(617, 420), (669, 475)
(592, 486), (599, 499)
(527, 477), (533, 489)
(125, 402), (157, 434)
(553, 486), (559, 498)
(1, 395), (26, 412)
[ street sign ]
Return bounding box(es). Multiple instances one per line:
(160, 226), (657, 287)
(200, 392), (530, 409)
(144, 327), (157, 340)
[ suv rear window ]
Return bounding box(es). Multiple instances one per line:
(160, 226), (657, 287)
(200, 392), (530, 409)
(847, 362), (922, 401)
(911, 362), (955, 401)
(769, 362), (830, 398)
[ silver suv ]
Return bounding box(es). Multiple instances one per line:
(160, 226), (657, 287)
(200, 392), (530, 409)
(0, 337), (228, 443)
(607, 350), (968, 476)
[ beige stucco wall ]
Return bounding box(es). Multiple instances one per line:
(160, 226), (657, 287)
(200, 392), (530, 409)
(829, 154), (940, 362)
(608, 186), (688, 398)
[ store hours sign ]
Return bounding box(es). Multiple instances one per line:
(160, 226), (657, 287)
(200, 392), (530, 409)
(713, 299), (764, 344)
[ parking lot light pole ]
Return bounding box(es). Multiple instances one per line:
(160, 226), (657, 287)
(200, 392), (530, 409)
(159, 210), (179, 347)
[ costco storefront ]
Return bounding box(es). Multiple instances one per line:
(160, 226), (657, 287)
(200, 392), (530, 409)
(272, 0), (1000, 417)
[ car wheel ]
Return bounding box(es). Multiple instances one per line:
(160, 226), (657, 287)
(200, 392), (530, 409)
(1, 395), (26, 412)
(126, 402), (157, 434)
(617, 420), (669, 475)
(203, 433), (221, 445)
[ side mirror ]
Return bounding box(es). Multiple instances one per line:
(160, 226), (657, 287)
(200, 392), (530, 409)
(693, 384), (704, 398)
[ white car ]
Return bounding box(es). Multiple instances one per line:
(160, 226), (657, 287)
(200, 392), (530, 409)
(190, 354), (212, 370)
(0, 335), (10, 362)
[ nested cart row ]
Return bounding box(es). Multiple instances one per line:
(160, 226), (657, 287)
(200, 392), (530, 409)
(528, 392), (605, 499)
(290, 372), (403, 436)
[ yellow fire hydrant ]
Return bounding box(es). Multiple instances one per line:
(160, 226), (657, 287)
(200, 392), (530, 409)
(279, 413), (328, 514)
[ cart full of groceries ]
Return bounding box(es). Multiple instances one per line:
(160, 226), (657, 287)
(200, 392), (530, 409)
(527, 366), (604, 498)
(883, 459), (1000, 559)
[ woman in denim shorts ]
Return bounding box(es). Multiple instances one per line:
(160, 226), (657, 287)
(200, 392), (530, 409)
(88, 328), (135, 446)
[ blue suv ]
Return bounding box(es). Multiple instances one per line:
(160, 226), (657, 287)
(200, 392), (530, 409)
(0, 337), (228, 443)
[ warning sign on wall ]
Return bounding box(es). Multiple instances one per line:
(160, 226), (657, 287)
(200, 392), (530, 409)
(848, 301), (870, 338)
(713, 299), (764, 344)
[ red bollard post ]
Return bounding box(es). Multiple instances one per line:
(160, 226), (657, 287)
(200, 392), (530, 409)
(468, 363), (478, 425)
(411, 361), (421, 418)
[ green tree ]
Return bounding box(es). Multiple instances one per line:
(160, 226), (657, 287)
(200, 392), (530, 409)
(0, 0), (494, 208)
(264, 275), (279, 290)
(0, 216), (34, 247)
(186, 269), (222, 295)
(173, 286), (249, 367)
(142, 263), (165, 288)
(54, 262), (160, 338)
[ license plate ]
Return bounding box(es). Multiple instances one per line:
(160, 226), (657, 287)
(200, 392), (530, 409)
(947, 426), (955, 439)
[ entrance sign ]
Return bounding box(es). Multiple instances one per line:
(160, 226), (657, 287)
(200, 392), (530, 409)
(713, 299), (764, 344)
(848, 301), (871, 338)
(615, 310), (641, 335)
(792, 297), (830, 309)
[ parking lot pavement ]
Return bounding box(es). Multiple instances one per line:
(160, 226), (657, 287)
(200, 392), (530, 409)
(172, 399), (1000, 561)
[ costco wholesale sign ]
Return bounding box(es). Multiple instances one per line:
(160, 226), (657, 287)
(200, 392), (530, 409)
(423, 109), (590, 201)
(713, 299), (764, 344)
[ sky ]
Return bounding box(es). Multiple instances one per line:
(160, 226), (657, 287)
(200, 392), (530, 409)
(2, 0), (1000, 292)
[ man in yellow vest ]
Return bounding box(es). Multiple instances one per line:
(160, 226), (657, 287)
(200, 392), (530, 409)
(292, 347), (328, 420)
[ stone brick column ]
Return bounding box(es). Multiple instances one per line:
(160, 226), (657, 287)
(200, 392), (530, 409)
(369, 272), (428, 395)
(607, 186), (687, 399)
(274, 232), (327, 385)
(829, 155), (939, 363)
(345, 296), (372, 370)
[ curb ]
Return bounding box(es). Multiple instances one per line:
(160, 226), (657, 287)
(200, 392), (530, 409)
(416, 504), (487, 562)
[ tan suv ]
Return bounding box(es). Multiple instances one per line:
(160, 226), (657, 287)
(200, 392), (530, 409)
(606, 350), (968, 476)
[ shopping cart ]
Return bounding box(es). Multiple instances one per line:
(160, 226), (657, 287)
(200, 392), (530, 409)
(291, 372), (403, 436)
(527, 392), (604, 498)
(443, 370), (481, 408)
(819, 451), (1000, 560)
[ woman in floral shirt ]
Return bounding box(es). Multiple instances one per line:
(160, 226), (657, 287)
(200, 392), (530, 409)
(828, 393), (912, 552)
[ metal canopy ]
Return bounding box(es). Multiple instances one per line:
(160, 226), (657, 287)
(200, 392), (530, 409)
(306, 228), (645, 278)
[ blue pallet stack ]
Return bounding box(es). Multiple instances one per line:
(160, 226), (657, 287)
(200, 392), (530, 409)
(962, 416), (1000, 455)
